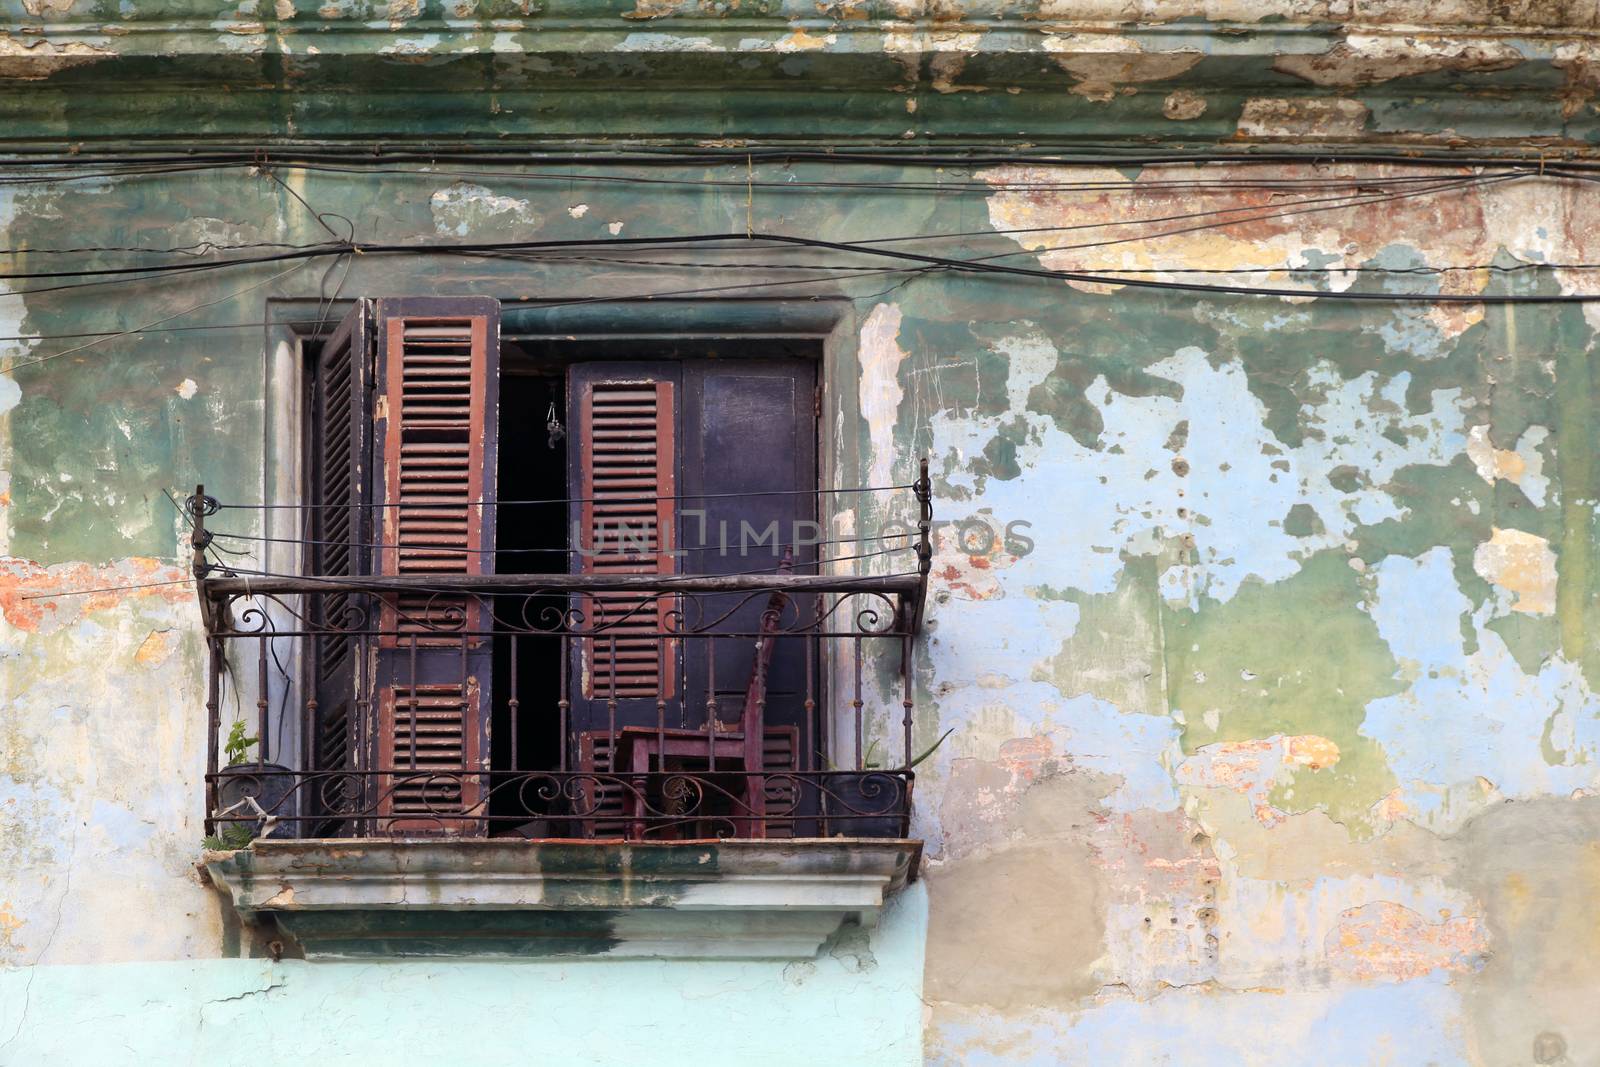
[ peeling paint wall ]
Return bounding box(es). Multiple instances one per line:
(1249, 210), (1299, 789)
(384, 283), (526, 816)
(905, 166), (1600, 1065)
(3, 5), (1600, 1065)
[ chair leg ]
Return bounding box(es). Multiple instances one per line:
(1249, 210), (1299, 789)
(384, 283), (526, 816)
(627, 744), (651, 842)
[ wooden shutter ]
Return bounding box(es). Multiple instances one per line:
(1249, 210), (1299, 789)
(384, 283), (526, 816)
(371, 297), (499, 834)
(567, 363), (680, 755)
(305, 301), (372, 826)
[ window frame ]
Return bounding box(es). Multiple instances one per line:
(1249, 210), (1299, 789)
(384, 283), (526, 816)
(264, 296), (853, 814)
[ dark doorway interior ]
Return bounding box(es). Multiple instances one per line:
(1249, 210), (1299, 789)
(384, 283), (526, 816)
(492, 371), (568, 797)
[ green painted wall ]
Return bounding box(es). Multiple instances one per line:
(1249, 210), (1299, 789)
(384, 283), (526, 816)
(5, 7), (1600, 1065)
(0, 888), (926, 1065)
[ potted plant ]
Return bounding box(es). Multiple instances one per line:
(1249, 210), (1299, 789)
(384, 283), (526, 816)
(823, 729), (951, 839)
(209, 719), (296, 844)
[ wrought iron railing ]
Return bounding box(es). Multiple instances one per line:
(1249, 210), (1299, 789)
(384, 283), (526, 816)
(193, 470), (932, 844)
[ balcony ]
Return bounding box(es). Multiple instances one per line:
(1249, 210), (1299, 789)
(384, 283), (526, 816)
(191, 476), (932, 958)
(198, 567), (926, 841)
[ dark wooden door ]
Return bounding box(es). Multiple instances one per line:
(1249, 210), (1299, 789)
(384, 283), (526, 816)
(678, 360), (818, 747)
(564, 358), (818, 767)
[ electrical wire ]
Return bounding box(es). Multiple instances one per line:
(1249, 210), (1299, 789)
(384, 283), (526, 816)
(0, 173), (1590, 374)
(0, 171), (1535, 262)
(0, 239), (309, 258)
(0, 241), (1578, 380)
(0, 169), (1513, 282)
(188, 159), (1551, 196)
(478, 250), (1600, 278)
(19, 577), (195, 601)
(0, 252), (1595, 347)
(260, 166), (355, 244)
(419, 233), (1600, 305)
(0, 256), (1583, 346)
(0, 318), (347, 343)
(3, 261), (310, 372)
(958, 173), (1514, 268)
(0, 144), (1595, 174)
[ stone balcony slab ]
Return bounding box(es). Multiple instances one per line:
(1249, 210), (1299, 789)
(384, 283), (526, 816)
(204, 837), (921, 960)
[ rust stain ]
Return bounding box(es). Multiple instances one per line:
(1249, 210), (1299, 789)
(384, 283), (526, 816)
(930, 524), (1021, 601)
(623, 0), (700, 19)
(997, 735), (1055, 781)
(776, 28), (833, 51)
(1371, 787), (1409, 823)
(1285, 734), (1340, 772)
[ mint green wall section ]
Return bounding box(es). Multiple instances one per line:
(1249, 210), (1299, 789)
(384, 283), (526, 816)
(0, 885), (926, 1067)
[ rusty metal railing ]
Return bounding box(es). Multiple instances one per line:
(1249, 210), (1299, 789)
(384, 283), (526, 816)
(192, 466), (932, 843)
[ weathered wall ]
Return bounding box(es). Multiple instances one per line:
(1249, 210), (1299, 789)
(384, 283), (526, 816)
(9, 0), (1600, 144)
(903, 166), (1600, 1066)
(4, 4), (1600, 1065)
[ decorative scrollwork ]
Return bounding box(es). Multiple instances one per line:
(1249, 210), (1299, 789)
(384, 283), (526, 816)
(207, 769), (912, 841)
(210, 582), (912, 640)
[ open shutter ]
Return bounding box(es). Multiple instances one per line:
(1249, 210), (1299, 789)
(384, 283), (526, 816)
(371, 297), (499, 834)
(566, 359), (819, 836)
(305, 300), (373, 829)
(567, 363), (680, 763)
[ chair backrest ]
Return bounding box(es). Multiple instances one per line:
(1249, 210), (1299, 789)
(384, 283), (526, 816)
(740, 549), (793, 742)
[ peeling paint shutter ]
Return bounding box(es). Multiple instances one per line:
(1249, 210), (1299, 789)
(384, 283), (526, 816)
(567, 363), (680, 754)
(306, 300), (373, 814)
(371, 297), (499, 834)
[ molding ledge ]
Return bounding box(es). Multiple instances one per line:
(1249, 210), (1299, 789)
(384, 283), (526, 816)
(204, 838), (922, 960)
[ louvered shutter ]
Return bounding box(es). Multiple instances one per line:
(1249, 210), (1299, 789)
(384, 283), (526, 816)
(371, 297), (499, 834)
(305, 300), (373, 827)
(566, 363), (681, 758)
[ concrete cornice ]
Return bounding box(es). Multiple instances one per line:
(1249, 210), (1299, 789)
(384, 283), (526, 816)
(4, 1), (1598, 148)
(9, 13), (1600, 59)
(205, 838), (922, 960)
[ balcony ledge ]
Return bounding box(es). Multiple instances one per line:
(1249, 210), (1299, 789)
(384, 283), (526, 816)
(204, 837), (921, 960)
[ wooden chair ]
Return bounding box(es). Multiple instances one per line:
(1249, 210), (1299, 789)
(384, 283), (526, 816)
(580, 557), (799, 839)
(576, 725), (798, 839)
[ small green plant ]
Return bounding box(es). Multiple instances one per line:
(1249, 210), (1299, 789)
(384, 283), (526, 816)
(830, 728), (954, 771)
(906, 727), (954, 770)
(223, 719), (258, 766)
(201, 825), (256, 851)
